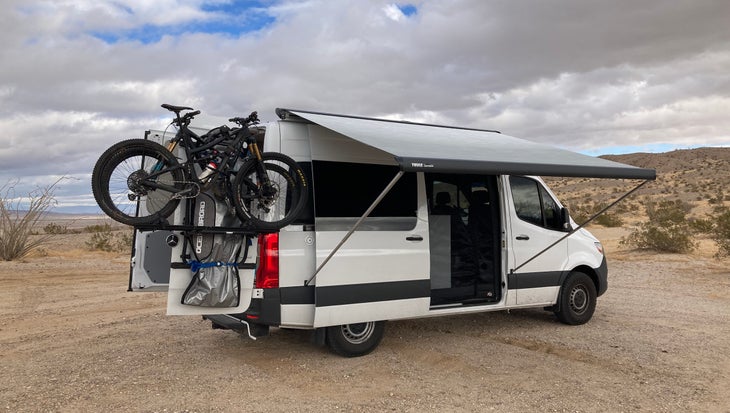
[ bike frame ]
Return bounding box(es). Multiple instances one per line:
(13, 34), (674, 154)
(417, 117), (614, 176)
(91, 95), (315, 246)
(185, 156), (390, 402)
(143, 113), (261, 195)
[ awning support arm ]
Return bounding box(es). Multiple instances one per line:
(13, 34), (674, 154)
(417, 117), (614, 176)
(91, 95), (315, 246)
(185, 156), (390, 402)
(304, 170), (404, 286)
(511, 179), (650, 274)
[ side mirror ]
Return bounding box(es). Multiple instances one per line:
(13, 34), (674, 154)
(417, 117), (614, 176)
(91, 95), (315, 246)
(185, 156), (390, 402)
(561, 207), (572, 232)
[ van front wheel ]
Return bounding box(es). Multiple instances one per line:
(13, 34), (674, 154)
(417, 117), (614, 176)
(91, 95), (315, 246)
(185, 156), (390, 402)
(554, 272), (596, 325)
(325, 321), (385, 357)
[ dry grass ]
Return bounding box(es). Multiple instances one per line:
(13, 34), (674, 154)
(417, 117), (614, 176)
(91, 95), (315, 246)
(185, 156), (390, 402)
(0, 180), (59, 261)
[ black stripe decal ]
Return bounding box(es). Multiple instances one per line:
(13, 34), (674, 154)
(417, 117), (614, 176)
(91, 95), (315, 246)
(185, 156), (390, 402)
(508, 271), (565, 290)
(284, 272), (563, 305)
(280, 286), (315, 305)
(316, 279), (431, 307)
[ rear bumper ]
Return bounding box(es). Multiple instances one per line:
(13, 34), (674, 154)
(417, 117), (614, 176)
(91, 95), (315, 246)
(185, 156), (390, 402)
(203, 287), (283, 334)
(204, 314), (270, 338)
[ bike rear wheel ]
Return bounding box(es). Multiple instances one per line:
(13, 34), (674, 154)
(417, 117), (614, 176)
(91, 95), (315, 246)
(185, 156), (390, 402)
(233, 152), (308, 231)
(92, 139), (185, 226)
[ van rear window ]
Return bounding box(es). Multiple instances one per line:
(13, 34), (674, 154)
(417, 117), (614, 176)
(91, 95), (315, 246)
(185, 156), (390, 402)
(312, 161), (417, 218)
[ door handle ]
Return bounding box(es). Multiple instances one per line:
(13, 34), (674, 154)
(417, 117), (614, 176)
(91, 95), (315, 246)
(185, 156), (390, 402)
(406, 235), (424, 242)
(516, 235), (530, 241)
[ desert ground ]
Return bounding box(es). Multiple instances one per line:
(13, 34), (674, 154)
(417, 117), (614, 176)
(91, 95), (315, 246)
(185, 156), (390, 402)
(1, 223), (728, 413)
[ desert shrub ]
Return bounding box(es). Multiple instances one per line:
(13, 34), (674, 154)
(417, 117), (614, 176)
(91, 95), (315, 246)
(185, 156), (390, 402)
(712, 208), (730, 258)
(85, 232), (113, 251)
(44, 222), (68, 234)
(85, 226), (133, 252)
(593, 212), (624, 227)
(0, 180), (59, 261)
(84, 223), (113, 233)
(569, 202), (623, 227)
(621, 200), (696, 253)
(712, 204), (728, 215)
(43, 222), (80, 234)
(708, 190), (725, 205)
(689, 218), (714, 234)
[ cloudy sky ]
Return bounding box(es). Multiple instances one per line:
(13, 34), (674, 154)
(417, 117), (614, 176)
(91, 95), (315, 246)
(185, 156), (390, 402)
(1, 0), (729, 212)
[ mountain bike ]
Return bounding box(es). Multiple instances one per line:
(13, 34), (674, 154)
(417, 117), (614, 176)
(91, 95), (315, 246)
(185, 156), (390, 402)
(91, 104), (308, 231)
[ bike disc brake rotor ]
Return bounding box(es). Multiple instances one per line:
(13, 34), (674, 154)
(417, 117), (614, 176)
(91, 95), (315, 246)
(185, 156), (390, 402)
(257, 181), (280, 211)
(127, 169), (149, 197)
(145, 172), (180, 214)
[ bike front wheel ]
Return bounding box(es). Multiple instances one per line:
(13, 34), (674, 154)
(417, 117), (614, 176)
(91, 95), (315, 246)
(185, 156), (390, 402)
(92, 139), (185, 226)
(233, 152), (308, 231)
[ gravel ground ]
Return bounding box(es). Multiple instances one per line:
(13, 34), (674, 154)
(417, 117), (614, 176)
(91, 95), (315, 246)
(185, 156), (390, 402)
(1, 244), (729, 412)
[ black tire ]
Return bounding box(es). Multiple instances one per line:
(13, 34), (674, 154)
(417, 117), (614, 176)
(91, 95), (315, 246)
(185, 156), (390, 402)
(92, 139), (184, 226)
(554, 271), (597, 325)
(232, 152), (308, 231)
(325, 321), (385, 357)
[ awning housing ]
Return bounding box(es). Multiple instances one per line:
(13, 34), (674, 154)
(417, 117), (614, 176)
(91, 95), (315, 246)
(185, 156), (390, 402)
(276, 109), (656, 180)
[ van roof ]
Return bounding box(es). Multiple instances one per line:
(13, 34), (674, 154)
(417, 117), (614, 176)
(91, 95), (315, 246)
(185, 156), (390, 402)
(276, 108), (656, 180)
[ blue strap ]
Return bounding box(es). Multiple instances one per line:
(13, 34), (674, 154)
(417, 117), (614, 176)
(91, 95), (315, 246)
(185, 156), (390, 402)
(189, 260), (238, 273)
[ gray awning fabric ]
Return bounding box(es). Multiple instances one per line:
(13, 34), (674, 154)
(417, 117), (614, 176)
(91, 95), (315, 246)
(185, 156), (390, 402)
(278, 109), (656, 180)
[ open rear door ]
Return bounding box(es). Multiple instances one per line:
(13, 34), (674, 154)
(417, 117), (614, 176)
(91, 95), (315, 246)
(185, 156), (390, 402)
(164, 192), (256, 316)
(129, 229), (173, 291)
(127, 129), (255, 315)
(129, 196), (257, 315)
(165, 233), (255, 316)
(127, 130), (175, 292)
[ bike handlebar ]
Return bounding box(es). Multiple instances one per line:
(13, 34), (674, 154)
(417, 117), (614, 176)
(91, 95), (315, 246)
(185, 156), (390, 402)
(164, 104), (258, 130)
(229, 111), (259, 126)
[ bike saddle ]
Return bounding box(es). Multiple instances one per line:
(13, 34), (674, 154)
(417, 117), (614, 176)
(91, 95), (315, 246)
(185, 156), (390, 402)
(161, 103), (194, 112)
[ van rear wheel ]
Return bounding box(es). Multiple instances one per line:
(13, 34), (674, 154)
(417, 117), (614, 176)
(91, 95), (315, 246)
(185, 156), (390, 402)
(325, 321), (385, 357)
(554, 272), (596, 325)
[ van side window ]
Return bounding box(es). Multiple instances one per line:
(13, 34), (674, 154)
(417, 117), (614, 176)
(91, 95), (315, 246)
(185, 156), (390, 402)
(539, 185), (563, 230)
(510, 176), (563, 231)
(312, 161), (417, 218)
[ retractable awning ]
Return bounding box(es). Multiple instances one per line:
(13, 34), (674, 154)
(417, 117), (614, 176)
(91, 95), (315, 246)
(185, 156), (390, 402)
(276, 108), (656, 180)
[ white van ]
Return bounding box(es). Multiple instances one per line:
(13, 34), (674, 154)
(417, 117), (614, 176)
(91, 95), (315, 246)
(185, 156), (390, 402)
(130, 109), (655, 357)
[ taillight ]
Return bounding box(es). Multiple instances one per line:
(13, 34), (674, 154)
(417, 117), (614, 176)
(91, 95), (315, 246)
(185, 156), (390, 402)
(256, 233), (279, 288)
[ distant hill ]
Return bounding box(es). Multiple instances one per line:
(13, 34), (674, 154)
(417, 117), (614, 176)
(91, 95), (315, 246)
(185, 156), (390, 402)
(36, 212), (119, 229)
(51, 206), (104, 215)
(546, 147), (730, 221)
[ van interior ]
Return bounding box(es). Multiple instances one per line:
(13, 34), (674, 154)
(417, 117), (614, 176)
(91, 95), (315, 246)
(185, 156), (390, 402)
(426, 174), (501, 307)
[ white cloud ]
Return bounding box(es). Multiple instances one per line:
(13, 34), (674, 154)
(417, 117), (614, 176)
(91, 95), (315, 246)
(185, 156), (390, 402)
(383, 4), (405, 21)
(464, 53), (730, 151)
(15, 0), (225, 35)
(380, 109), (451, 125)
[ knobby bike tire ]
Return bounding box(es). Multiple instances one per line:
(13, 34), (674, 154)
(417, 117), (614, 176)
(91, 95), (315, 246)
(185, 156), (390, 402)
(232, 152), (308, 231)
(92, 139), (184, 226)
